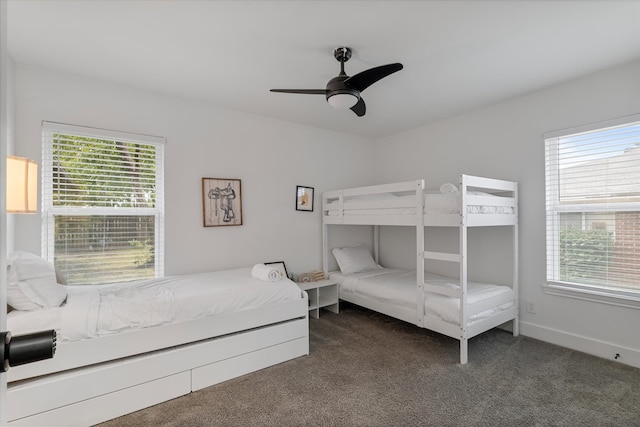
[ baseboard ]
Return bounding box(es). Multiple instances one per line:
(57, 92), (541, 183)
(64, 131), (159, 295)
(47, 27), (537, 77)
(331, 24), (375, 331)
(519, 321), (640, 369)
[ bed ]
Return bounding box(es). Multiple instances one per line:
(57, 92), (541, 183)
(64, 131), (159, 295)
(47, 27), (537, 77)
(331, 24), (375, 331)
(322, 174), (518, 364)
(5, 257), (309, 426)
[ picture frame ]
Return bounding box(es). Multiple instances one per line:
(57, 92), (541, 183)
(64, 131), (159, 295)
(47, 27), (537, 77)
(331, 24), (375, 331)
(202, 178), (243, 227)
(265, 261), (288, 280)
(296, 185), (314, 212)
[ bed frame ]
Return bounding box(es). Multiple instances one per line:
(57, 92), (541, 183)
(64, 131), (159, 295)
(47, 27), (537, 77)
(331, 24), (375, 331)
(322, 174), (518, 364)
(7, 292), (309, 426)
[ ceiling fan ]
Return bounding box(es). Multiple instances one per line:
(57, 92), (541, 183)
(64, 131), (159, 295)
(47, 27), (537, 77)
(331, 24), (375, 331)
(270, 47), (403, 117)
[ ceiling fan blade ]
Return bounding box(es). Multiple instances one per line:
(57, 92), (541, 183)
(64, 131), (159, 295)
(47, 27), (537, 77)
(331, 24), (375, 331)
(270, 89), (327, 95)
(350, 97), (366, 117)
(345, 63), (403, 93)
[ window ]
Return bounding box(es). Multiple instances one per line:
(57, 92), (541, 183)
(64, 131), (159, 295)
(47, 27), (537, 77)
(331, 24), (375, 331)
(545, 115), (640, 306)
(42, 122), (164, 285)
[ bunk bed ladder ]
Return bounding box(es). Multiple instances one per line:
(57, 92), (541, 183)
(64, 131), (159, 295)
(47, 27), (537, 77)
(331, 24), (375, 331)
(418, 176), (469, 364)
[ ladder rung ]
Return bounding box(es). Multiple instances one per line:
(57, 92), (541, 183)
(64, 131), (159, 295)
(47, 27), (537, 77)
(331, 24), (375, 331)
(423, 251), (460, 262)
(424, 283), (460, 298)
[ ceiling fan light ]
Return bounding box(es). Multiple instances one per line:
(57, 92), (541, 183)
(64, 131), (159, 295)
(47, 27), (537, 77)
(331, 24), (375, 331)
(327, 93), (358, 109)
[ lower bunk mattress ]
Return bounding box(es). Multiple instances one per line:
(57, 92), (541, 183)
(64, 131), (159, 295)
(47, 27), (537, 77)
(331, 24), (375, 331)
(329, 268), (514, 326)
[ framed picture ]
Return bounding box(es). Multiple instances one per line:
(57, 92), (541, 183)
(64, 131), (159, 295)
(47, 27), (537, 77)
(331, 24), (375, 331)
(296, 185), (314, 212)
(265, 261), (288, 280)
(202, 178), (243, 227)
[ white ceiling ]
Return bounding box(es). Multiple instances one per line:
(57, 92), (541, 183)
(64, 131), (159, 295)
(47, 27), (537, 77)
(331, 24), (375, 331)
(7, 1), (640, 139)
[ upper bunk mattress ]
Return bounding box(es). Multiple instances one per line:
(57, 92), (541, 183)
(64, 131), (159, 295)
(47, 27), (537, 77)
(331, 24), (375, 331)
(324, 191), (514, 216)
(8, 267), (303, 343)
(329, 268), (514, 325)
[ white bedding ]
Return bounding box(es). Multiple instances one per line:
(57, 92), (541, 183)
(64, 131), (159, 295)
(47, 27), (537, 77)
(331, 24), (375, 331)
(8, 268), (303, 343)
(330, 268), (513, 325)
(325, 192), (513, 215)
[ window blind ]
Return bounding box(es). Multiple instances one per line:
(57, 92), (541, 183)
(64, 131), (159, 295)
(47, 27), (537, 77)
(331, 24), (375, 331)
(42, 122), (165, 285)
(545, 118), (640, 297)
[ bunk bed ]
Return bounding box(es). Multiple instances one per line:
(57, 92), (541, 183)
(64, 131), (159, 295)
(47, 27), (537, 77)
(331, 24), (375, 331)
(322, 174), (518, 364)
(5, 265), (309, 426)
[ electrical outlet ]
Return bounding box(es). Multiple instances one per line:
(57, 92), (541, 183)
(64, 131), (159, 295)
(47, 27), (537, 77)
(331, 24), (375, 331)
(526, 300), (536, 314)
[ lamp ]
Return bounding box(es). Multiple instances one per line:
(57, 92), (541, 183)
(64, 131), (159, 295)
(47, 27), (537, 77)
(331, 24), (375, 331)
(6, 155), (38, 213)
(327, 92), (359, 110)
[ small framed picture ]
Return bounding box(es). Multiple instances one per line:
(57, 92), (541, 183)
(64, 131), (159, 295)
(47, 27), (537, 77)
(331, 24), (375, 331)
(265, 261), (288, 279)
(296, 185), (314, 212)
(202, 178), (243, 227)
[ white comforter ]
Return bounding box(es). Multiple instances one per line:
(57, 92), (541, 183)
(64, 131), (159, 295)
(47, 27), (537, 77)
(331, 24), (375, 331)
(8, 268), (302, 342)
(333, 268), (513, 325)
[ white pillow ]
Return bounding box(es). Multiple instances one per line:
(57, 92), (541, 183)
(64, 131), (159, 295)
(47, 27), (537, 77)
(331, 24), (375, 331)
(7, 252), (67, 310)
(7, 261), (39, 311)
(440, 183), (459, 194)
(332, 245), (380, 274)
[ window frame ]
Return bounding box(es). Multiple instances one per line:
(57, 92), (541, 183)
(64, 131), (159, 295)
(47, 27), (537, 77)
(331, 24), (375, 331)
(544, 114), (640, 309)
(41, 121), (165, 284)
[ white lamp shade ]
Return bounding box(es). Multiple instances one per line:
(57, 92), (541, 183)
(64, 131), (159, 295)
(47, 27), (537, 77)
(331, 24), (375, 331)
(327, 93), (359, 109)
(7, 155), (38, 213)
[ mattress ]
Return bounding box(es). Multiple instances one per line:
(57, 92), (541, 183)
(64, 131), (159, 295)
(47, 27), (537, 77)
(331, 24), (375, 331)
(324, 191), (514, 215)
(329, 268), (514, 325)
(7, 267), (303, 343)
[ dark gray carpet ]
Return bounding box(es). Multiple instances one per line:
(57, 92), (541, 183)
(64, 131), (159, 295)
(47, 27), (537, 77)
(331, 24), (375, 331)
(99, 303), (640, 426)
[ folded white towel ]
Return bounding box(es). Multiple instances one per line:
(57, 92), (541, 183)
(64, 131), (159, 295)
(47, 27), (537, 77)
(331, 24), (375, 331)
(440, 183), (459, 194)
(251, 264), (281, 282)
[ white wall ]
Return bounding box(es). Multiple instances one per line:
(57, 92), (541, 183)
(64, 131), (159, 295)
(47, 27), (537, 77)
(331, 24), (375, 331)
(374, 59), (640, 367)
(12, 64), (375, 278)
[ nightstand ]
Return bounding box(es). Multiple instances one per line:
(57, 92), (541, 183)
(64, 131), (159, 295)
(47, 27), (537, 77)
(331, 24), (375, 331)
(297, 279), (339, 319)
